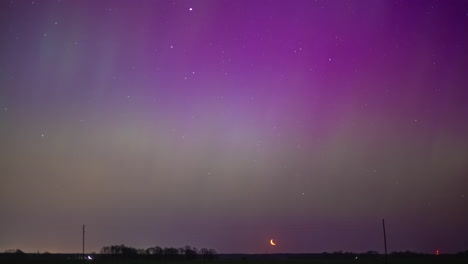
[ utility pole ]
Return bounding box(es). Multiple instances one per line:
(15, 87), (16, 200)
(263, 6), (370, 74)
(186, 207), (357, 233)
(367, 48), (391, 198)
(82, 225), (85, 263)
(382, 219), (388, 264)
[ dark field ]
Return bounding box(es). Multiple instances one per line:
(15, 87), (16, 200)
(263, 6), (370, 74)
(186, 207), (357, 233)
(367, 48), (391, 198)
(2, 253), (467, 264)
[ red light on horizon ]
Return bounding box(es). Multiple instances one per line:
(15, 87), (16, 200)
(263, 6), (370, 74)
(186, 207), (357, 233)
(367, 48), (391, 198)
(436, 250), (439, 255)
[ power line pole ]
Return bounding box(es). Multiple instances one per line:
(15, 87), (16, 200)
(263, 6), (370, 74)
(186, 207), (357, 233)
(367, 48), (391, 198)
(382, 219), (387, 264)
(82, 224), (85, 263)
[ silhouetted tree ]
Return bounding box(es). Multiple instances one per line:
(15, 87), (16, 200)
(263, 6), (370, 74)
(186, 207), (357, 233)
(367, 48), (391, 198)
(163, 247), (179, 256)
(100, 244), (137, 255)
(100, 246), (111, 254)
(4, 249), (24, 254)
(123, 245), (138, 255)
(178, 247), (185, 255)
(200, 248), (217, 259)
(145, 246), (163, 255)
(184, 245), (198, 259)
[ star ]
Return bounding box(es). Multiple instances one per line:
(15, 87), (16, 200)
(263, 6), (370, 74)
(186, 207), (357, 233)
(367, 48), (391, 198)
(189, 7), (193, 11)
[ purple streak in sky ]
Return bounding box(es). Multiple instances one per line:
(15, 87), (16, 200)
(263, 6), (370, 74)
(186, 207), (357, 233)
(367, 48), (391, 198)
(0, 0), (468, 254)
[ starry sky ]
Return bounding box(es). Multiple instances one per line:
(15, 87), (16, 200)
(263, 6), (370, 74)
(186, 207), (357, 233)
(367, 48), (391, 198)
(1, 0), (468, 254)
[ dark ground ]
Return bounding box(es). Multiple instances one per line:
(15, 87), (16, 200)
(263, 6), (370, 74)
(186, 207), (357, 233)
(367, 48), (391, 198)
(1, 253), (468, 264)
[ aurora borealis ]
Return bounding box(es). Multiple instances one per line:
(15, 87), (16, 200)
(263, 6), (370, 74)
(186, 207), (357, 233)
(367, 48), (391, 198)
(1, 0), (468, 254)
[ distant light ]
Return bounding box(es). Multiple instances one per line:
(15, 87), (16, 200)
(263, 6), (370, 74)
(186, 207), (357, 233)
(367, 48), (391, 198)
(87, 256), (93, 260)
(436, 250), (439, 255)
(189, 7), (193, 11)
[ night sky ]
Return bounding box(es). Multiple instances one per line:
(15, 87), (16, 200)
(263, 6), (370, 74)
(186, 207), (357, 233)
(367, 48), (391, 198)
(1, 0), (468, 254)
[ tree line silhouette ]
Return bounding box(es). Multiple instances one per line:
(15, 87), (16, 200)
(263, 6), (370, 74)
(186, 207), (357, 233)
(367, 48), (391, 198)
(99, 244), (217, 259)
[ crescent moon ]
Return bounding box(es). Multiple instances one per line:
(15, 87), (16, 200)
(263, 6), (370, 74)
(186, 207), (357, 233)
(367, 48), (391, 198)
(270, 239), (276, 246)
